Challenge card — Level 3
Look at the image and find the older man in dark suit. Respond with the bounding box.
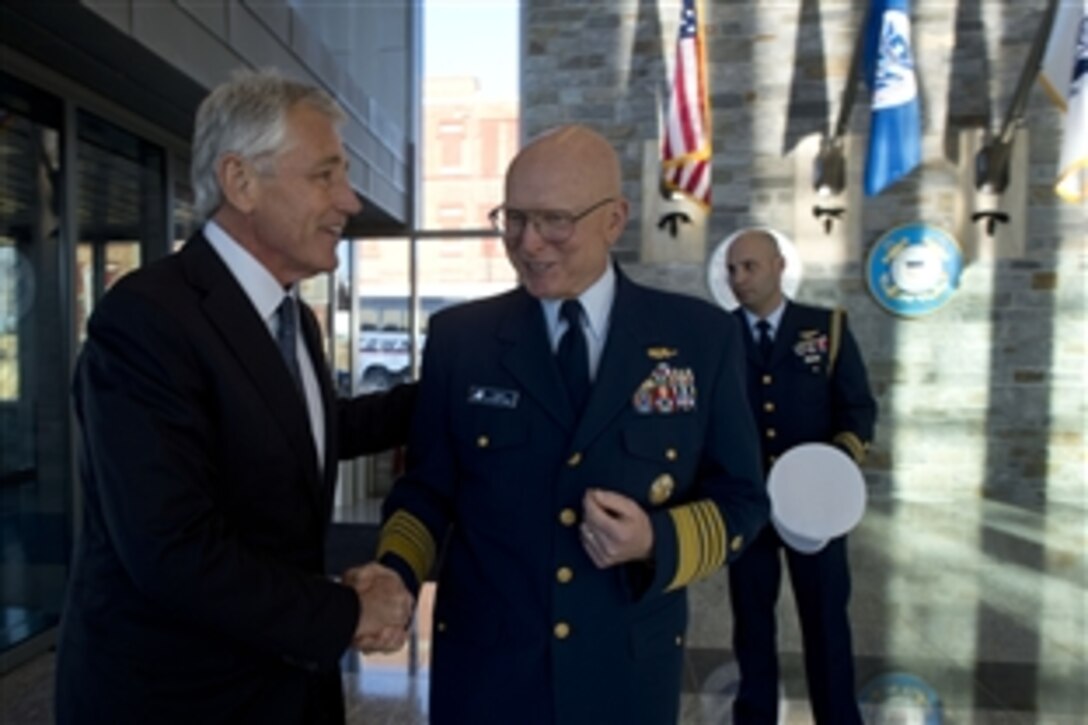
[55,70,415,724]
[376,125,769,724]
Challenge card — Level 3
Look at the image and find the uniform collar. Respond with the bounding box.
[742,298,787,337]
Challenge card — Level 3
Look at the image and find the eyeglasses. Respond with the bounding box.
[488,197,614,244]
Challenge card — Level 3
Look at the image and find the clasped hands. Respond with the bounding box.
[342,563,414,654]
[579,488,653,568]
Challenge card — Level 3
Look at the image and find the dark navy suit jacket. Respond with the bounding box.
[56,233,415,724]
[379,266,769,724]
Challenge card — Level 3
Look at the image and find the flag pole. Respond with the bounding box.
[813,4,871,231]
[832,4,872,143]
[974,0,1061,193]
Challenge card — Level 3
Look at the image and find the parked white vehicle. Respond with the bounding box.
[356,296,459,391]
[358,328,413,390]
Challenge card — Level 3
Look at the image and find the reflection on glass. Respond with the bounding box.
[0,91,68,654]
[0,242,21,402]
[174,170,196,252]
[74,241,140,343]
[104,242,140,290]
[75,243,93,344]
[75,109,165,341]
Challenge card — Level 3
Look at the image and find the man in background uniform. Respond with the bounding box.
[725,228,877,724]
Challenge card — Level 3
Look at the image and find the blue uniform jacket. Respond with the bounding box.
[733,301,877,470]
[380,267,769,724]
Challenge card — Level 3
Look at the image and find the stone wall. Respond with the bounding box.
[523,0,1085,505]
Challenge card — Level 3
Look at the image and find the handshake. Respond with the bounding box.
[342,563,415,654]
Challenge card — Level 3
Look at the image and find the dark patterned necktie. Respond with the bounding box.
[556,299,590,414]
[757,319,773,364]
[277,296,303,390]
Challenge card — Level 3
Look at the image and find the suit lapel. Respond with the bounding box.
[180,235,322,509]
[497,289,575,431]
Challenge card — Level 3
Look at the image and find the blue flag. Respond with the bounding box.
[864,0,922,196]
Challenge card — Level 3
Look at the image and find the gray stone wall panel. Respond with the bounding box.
[522,0,1086,509]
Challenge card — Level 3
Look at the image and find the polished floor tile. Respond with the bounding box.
[2,497,1084,724]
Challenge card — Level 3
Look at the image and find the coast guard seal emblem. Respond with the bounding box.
[866,223,962,318]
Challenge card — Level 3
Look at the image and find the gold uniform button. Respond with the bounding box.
[556,567,573,583]
[559,508,577,526]
[762,374,773,385]
[476,435,489,448]
[763,401,775,413]
[730,535,744,552]
[665,448,678,461]
[437,621,447,632]
[554,622,570,639]
[649,473,675,505]
[766,428,776,439]
[567,452,582,467]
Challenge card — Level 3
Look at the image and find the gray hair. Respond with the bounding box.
[190,69,345,220]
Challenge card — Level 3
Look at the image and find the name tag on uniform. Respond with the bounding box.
[467,385,519,409]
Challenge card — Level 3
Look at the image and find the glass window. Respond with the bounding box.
[300,273,331,352]
[331,242,354,397]
[355,239,411,393]
[74,110,166,340]
[420,1,519,229]
[173,161,196,252]
[335,3,520,535]
[0,77,69,656]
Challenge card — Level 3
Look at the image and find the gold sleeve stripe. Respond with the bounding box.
[377,510,436,586]
[665,500,728,592]
[828,307,843,377]
[834,431,867,463]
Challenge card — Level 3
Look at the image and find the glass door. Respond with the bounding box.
[0,73,69,661]
[73,110,166,341]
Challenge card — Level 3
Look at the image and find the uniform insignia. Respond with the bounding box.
[793,331,829,367]
[632,362,697,414]
[467,385,519,409]
[649,473,675,505]
[646,346,678,360]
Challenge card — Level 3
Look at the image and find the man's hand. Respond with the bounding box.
[343,562,414,653]
[580,488,654,568]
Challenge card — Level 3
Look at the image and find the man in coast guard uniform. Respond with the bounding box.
[377,125,769,724]
[725,229,877,724]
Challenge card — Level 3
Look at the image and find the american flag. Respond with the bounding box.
[661,0,712,208]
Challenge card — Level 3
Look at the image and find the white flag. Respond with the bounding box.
[1040,1,1087,202]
